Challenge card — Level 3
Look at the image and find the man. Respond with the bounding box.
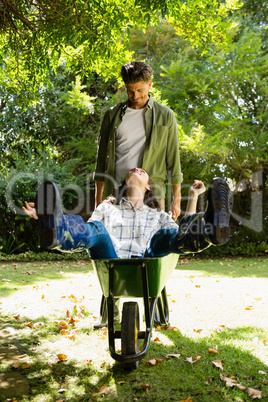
[94,61,183,221]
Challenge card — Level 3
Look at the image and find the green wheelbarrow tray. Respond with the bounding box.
[91,254,178,369]
[92,253,178,298]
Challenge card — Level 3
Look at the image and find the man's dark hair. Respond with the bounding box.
[121,61,153,84]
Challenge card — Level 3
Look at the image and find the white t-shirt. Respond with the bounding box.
[115,107,146,184]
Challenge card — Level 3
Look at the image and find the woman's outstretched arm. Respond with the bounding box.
[185,180,206,216]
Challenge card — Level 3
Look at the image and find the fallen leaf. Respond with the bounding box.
[212,360,224,370]
[100,386,110,394]
[64,329,79,339]
[21,364,31,369]
[33,322,43,329]
[167,326,180,332]
[247,387,262,399]
[166,353,181,359]
[245,306,254,310]
[141,383,151,391]
[145,358,163,366]
[153,336,161,342]
[18,354,27,359]
[117,381,126,384]
[186,356,201,364]
[145,359,157,366]
[92,386,110,397]
[24,322,33,327]
[57,354,68,361]
[193,329,203,333]
[178,398,192,402]
[236,383,247,390]
[208,348,218,354]
[58,388,67,393]
[13,314,20,320]
[57,321,68,331]
[68,317,78,324]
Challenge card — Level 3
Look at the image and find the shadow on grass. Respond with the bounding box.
[176,255,268,278]
[1,314,267,402]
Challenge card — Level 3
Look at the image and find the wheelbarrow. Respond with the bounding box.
[91,253,178,369]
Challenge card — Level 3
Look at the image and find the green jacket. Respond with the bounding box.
[93,96,183,199]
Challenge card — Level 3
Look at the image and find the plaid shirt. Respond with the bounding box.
[89,198,178,258]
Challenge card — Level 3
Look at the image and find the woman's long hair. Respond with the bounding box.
[110,177,161,211]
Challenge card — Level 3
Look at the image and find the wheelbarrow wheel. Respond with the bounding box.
[121,301,140,369]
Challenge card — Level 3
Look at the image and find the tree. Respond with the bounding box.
[159,26,267,183]
[0,0,242,83]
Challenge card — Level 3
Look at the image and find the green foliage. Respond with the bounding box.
[166,0,243,51]
[0,145,93,255]
[0,65,106,184]
[0,0,242,84]
[158,25,268,183]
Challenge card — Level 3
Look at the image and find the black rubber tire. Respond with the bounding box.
[121,301,140,369]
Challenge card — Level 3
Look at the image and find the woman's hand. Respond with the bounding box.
[22,202,38,220]
[188,180,206,197]
[102,196,117,205]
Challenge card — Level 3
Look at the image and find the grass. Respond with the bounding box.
[0,256,268,401]
[0,259,92,297]
[176,255,268,278]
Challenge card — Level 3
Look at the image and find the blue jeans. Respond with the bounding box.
[59,216,118,259]
[60,214,210,259]
[84,221,118,259]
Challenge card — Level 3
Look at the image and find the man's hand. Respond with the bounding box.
[169,183,181,221]
[169,200,181,221]
[22,202,38,220]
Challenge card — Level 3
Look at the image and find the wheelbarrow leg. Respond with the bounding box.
[93,294,120,330]
[153,286,170,327]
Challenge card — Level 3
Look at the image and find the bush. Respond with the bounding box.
[0,145,94,255]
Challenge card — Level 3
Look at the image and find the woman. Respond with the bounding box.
[23,168,232,259]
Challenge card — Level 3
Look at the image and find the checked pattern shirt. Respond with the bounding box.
[89,198,178,259]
